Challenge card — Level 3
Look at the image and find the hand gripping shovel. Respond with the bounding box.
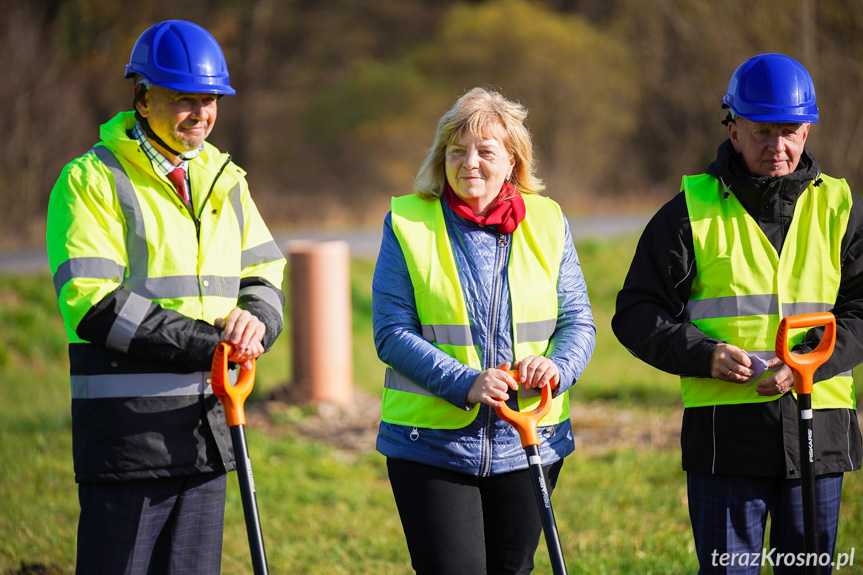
[775,312,837,575]
[211,342,269,575]
[496,371,568,575]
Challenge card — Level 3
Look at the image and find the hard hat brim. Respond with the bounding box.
[125,66,236,96]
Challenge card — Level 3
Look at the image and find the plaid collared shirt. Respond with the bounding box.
[132,122,191,202]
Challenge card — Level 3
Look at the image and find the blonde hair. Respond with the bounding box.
[414,87,545,199]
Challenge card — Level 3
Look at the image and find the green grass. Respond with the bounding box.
[575,236,681,405]
[0,276,79,572]
[2,238,863,574]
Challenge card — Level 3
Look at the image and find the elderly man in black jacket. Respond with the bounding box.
[614,53,863,574]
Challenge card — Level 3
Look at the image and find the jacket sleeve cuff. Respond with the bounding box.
[694,338,724,378]
[237,277,285,351]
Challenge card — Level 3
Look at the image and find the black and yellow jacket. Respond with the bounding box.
[47,112,286,482]
[613,141,863,478]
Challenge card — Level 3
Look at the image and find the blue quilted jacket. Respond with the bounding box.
[373,197,596,476]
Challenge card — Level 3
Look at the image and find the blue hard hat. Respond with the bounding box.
[722,53,818,123]
[125,20,236,96]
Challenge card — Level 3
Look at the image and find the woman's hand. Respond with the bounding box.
[512,355,560,390]
[467,362,518,408]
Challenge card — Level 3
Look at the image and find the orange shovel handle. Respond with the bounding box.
[210,342,257,427]
[494,369,553,448]
[775,312,836,395]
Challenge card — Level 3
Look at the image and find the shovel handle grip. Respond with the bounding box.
[495,369,552,448]
[775,312,836,395]
[211,342,256,426]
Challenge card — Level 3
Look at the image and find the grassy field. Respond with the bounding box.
[2,236,862,574]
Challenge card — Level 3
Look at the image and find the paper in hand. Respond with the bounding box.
[744,352,770,385]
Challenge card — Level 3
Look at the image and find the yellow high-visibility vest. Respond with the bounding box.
[382,193,570,428]
[681,173,855,409]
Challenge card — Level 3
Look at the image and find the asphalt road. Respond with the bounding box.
[0,213,651,274]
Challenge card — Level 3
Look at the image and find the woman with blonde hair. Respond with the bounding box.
[373,87,595,574]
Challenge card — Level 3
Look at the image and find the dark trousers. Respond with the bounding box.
[687,472,844,574]
[387,457,564,575]
[76,472,227,575]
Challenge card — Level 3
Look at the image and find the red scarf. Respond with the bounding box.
[444,181,526,234]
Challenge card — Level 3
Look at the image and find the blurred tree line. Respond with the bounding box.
[2,0,863,247]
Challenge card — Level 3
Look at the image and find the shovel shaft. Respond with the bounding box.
[495,372,568,574]
[212,342,269,575]
[796,394,820,575]
[776,312,835,575]
[525,445,568,575]
[232,425,269,575]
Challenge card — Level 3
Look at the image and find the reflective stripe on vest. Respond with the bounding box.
[70,368,236,399]
[383,194,568,429]
[682,173,855,409]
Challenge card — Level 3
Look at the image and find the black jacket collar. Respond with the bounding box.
[705,139,821,213]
